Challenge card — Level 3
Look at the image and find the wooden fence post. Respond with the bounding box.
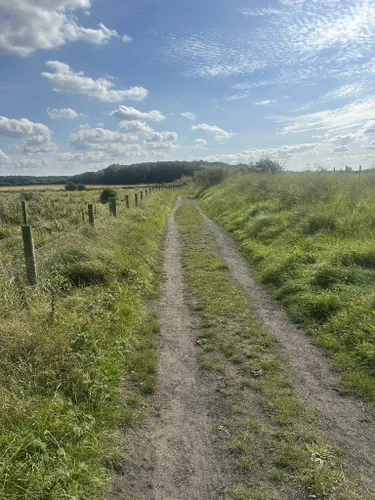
[145,188,148,196]
[109,197,117,217]
[21,199,27,225]
[125,195,129,208]
[140,191,143,202]
[88,204,94,226]
[21,210,37,286]
[359,165,362,175]
[135,193,138,207]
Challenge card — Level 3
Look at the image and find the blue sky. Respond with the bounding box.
[1,0,375,175]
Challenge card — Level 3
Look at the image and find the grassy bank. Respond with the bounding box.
[175,200,365,499]
[0,191,176,499]
[199,173,375,403]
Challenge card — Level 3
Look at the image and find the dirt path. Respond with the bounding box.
[195,201,375,491]
[109,197,227,500]
[149,197,225,500]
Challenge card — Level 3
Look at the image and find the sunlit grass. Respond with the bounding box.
[199,172,375,402]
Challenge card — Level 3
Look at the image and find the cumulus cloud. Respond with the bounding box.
[119,121,154,134]
[0,149,11,166]
[191,123,235,141]
[192,138,207,149]
[144,131,178,143]
[122,34,133,43]
[0,116,56,153]
[47,107,84,119]
[0,0,119,56]
[331,145,350,153]
[110,105,165,121]
[12,158,49,169]
[69,127,138,150]
[181,112,196,120]
[42,61,148,102]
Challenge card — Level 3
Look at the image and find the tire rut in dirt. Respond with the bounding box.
[195,200,375,491]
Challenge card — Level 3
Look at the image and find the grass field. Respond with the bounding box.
[0,187,177,499]
[199,173,375,404]
[0,184,149,192]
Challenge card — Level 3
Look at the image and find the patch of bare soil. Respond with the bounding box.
[195,200,375,492]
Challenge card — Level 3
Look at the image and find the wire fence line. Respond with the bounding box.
[0,185,176,290]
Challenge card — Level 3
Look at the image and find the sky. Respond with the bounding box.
[1,0,375,175]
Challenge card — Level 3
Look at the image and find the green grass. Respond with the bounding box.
[175,201,367,499]
[0,191,177,499]
[199,173,375,403]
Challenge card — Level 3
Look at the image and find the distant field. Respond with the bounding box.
[0,184,141,192]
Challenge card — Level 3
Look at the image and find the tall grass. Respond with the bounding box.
[199,172,375,402]
[0,191,176,499]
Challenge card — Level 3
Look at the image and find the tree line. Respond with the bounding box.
[0,158,285,187]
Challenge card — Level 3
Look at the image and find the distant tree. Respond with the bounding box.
[77,184,87,191]
[65,183,77,191]
[100,187,117,204]
[251,157,284,173]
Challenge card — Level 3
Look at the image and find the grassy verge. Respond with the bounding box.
[198,173,375,403]
[0,192,176,499]
[175,200,366,500]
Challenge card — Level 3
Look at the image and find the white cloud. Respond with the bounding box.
[331,145,350,153]
[181,112,196,120]
[279,97,375,135]
[0,116,56,153]
[192,138,208,149]
[47,107,84,119]
[110,105,165,121]
[122,34,133,43]
[119,121,154,134]
[159,0,375,87]
[69,127,138,150]
[0,0,119,56]
[241,8,281,16]
[144,131,178,143]
[0,149,11,166]
[42,61,148,102]
[197,141,320,164]
[254,100,274,106]
[143,141,178,151]
[191,123,235,141]
[12,158,48,169]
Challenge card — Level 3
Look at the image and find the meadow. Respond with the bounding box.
[199,172,375,403]
[0,186,177,498]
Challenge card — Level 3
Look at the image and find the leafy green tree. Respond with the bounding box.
[100,187,117,204]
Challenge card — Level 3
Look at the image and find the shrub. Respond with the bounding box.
[193,167,228,187]
[100,188,117,204]
[65,183,77,191]
[77,184,87,191]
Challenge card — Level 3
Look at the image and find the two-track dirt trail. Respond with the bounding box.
[110,196,375,499]
[194,201,375,490]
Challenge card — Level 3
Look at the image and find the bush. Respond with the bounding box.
[65,183,77,191]
[100,188,117,204]
[193,167,228,187]
[77,184,87,191]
